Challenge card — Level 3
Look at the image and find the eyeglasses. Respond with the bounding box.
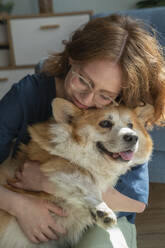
[70,68,119,107]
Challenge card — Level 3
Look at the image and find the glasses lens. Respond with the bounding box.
[95,93,119,106]
[71,70,91,93]
[71,69,119,107]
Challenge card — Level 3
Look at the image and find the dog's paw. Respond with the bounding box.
[91,202,117,229]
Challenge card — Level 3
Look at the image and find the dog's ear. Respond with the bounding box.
[52,98,82,123]
[134,104,154,127]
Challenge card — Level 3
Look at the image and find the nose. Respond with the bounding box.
[123,134,138,145]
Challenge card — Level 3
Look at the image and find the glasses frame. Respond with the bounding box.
[71,68,119,107]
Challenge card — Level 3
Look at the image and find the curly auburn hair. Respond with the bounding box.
[43,14,165,126]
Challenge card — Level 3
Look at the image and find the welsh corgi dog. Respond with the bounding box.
[0,98,153,248]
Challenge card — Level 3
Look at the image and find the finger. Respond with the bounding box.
[18,162,26,172]
[26,231,40,244]
[19,160,30,173]
[15,171,22,180]
[36,232,50,243]
[30,236,40,244]
[23,161,33,170]
[7,177,19,185]
[8,181,24,189]
[46,202,67,217]
[43,226,58,240]
[49,220,66,235]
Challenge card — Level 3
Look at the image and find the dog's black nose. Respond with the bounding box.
[123,134,138,144]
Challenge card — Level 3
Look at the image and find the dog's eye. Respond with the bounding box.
[127,123,133,129]
[99,120,113,128]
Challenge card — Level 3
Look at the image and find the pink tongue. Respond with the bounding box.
[119,151,134,161]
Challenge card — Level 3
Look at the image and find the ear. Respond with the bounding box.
[51,98,82,123]
[134,104,154,126]
[69,57,79,66]
[68,57,74,65]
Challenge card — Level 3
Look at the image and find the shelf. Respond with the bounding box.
[0,12,92,71]
[0,42,9,47]
[0,11,93,20]
[0,13,9,22]
[0,64,35,70]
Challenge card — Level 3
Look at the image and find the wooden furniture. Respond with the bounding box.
[38,0,53,13]
[0,11,92,99]
[136,183,165,248]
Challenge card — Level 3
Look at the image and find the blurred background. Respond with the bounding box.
[1,0,140,15]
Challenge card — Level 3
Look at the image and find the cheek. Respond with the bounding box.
[64,75,82,101]
[64,73,73,97]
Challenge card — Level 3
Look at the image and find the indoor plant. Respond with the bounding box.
[0,0,14,14]
[136,0,165,8]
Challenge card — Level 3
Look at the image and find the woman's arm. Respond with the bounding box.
[8,160,55,193]
[0,185,21,215]
[0,77,67,243]
[11,163,146,213]
[103,163,149,214]
[102,186,146,213]
[0,184,67,243]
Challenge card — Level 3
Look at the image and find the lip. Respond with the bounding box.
[73,97,89,109]
[96,142,135,162]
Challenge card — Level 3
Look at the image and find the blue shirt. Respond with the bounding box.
[0,73,149,224]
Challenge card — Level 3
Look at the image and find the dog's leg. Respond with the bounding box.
[41,159,117,234]
[84,195,117,229]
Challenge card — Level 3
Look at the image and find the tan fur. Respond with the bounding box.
[0,98,153,248]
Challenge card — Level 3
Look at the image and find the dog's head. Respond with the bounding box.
[51,98,153,166]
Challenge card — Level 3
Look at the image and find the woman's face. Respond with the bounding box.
[64,59,122,109]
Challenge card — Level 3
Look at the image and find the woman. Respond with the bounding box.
[0,14,165,247]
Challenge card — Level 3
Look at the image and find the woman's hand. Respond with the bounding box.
[7,161,68,243]
[8,160,50,192]
[14,194,67,244]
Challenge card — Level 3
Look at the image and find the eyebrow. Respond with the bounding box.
[79,68,119,97]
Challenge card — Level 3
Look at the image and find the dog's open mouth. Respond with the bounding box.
[96,142,134,162]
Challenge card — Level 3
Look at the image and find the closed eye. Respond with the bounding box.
[100,94,111,101]
[99,120,113,128]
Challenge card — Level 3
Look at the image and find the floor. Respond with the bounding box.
[136,183,165,248]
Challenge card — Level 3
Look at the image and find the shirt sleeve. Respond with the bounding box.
[0,73,55,164]
[115,162,149,204]
[0,83,24,163]
[115,162,149,223]
[0,74,40,163]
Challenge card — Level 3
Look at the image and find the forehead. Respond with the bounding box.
[80,106,134,124]
[103,107,133,122]
[79,59,122,95]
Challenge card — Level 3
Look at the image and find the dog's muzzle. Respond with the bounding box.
[96,141,136,162]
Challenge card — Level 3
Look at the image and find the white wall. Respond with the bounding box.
[52,0,137,14]
[3,0,38,15]
[5,0,138,15]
